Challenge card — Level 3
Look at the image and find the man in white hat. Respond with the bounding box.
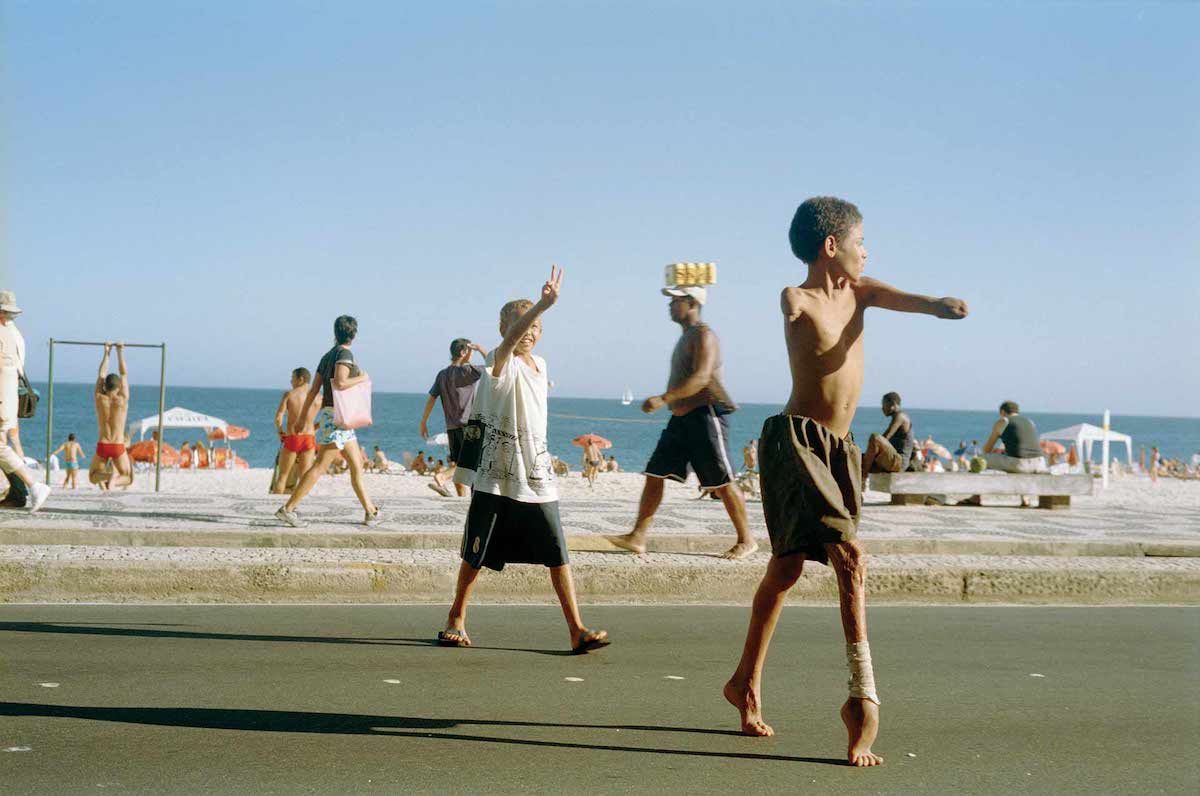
[607,285,757,560]
[0,291,51,512]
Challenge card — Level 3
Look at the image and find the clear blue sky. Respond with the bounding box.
[4,1,1197,417]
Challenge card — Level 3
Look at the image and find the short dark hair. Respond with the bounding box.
[882,391,902,407]
[103,373,121,393]
[68,433,76,441]
[450,338,471,359]
[292,367,310,383]
[1000,400,1020,414]
[334,315,357,344]
[789,196,863,264]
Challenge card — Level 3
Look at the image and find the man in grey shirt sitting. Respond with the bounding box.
[420,337,488,497]
[959,400,1046,507]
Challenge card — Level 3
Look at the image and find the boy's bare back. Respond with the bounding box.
[284,386,317,434]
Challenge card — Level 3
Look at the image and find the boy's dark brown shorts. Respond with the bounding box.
[460,491,569,572]
[759,414,861,566]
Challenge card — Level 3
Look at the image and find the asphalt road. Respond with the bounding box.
[2,604,1197,794]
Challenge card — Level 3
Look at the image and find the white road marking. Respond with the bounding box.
[39,683,60,688]
[382,679,401,684]
[3,747,32,752]
[1029,673,1046,678]
[664,675,685,680]
[564,677,584,682]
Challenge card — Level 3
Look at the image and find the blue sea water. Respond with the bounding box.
[21,382,1200,471]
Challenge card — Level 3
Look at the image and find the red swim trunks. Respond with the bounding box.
[283,434,316,454]
[95,442,126,461]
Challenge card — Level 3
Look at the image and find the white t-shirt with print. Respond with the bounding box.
[454,352,557,503]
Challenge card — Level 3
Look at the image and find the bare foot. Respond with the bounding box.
[605,533,647,554]
[719,541,759,560]
[841,697,882,766]
[723,678,774,736]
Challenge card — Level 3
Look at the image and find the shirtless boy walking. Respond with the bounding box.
[89,343,134,490]
[272,367,319,494]
[51,434,85,489]
[723,197,967,766]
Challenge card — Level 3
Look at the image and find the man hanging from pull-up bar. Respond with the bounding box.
[90,342,133,490]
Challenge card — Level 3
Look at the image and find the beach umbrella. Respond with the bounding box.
[128,440,181,467]
[1068,444,1078,466]
[208,424,250,441]
[1040,440,1066,455]
[572,434,613,449]
[924,442,952,460]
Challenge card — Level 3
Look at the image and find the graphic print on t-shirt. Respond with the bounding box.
[472,410,553,488]
[454,353,557,503]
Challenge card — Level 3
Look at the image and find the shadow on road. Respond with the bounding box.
[0,702,844,765]
[0,622,574,656]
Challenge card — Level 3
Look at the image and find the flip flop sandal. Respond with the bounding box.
[571,630,611,654]
[437,629,471,647]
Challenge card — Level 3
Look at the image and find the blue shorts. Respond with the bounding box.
[315,407,357,450]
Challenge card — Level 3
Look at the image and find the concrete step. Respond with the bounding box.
[3,545,1197,605]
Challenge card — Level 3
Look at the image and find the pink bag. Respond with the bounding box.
[332,379,373,430]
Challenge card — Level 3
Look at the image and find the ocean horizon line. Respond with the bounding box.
[30,381,1200,422]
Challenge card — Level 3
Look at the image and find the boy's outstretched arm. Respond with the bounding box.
[860,277,968,319]
[492,265,563,377]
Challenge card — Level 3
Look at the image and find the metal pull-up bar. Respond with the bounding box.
[45,338,168,492]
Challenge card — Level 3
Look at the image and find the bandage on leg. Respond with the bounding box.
[846,641,880,705]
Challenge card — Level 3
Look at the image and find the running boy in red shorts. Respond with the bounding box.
[723,197,968,766]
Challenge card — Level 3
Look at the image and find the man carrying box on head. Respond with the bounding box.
[608,276,757,560]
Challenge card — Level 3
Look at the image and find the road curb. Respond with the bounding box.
[2,526,1194,558]
[2,553,1196,605]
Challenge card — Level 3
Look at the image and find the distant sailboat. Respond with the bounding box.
[621,388,634,406]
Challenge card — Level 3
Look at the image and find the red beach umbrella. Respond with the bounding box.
[208,425,250,441]
[127,440,181,467]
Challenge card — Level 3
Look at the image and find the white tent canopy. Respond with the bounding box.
[1041,422,1133,464]
[136,406,228,439]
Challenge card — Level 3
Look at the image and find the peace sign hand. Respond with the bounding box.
[538,264,564,308]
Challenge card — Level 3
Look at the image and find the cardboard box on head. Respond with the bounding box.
[664,262,717,288]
